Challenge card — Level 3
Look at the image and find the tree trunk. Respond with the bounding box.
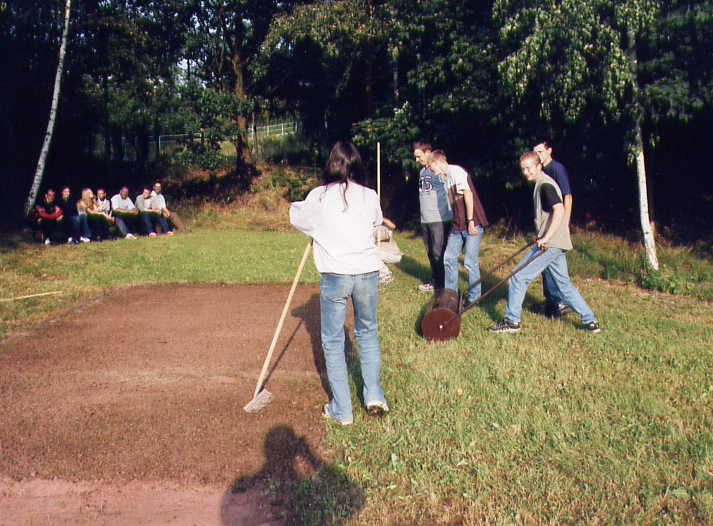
[627,28,659,270]
[633,120,659,270]
[24,0,72,216]
[230,51,252,166]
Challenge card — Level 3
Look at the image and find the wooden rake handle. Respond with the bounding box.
[252,240,312,398]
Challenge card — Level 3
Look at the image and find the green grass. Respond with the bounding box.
[2,211,713,525]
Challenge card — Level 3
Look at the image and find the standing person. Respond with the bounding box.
[110,186,138,239]
[413,141,452,292]
[533,141,573,317]
[57,186,80,243]
[34,189,63,245]
[428,150,489,308]
[152,181,187,232]
[489,152,600,333]
[290,141,389,425]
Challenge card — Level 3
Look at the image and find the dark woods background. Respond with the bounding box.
[1,0,711,241]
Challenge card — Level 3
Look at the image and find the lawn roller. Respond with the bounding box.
[420,242,545,342]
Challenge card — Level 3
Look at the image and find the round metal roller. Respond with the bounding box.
[420,289,461,342]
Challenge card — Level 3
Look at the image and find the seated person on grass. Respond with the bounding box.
[110,186,138,239]
[136,186,171,237]
[57,186,82,243]
[151,181,187,232]
[33,188,63,245]
[80,187,114,241]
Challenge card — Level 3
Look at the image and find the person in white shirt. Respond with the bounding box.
[151,181,187,232]
[110,186,138,239]
[136,186,171,237]
[290,141,389,425]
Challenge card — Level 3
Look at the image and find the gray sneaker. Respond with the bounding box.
[582,321,601,333]
[489,320,521,333]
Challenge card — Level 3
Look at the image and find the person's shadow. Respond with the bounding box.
[221,425,364,526]
[292,294,366,407]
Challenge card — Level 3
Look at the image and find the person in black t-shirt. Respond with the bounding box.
[533,141,573,317]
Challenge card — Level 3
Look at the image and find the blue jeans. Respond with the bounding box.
[140,212,170,235]
[543,268,563,307]
[320,271,386,422]
[504,247,596,324]
[75,214,91,239]
[444,226,483,302]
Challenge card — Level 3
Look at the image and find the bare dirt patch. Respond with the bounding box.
[0,284,353,525]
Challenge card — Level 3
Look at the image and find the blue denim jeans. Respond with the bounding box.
[75,214,91,239]
[140,212,170,235]
[320,271,386,423]
[543,268,563,307]
[504,247,596,324]
[444,226,483,302]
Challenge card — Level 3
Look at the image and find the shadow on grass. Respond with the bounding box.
[289,293,372,410]
[222,425,364,526]
[289,293,330,398]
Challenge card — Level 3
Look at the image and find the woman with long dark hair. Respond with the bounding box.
[290,141,389,425]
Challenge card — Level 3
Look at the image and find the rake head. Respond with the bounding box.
[243,389,273,413]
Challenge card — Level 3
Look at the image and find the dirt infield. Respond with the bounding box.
[0,284,342,525]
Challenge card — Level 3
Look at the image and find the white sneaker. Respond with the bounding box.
[44,238,51,245]
[417,282,434,292]
[125,233,136,240]
[149,232,157,238]
[67,237,73,243]
[165,230,174,236]
[80,236,91,243]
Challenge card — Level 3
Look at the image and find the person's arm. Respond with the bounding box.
[462,189,477,235]
[538,202,564,248]
[563,194,572,225]
[382,217,396,230]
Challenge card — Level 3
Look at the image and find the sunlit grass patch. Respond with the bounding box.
[2,202,713,524]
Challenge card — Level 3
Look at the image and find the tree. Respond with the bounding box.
[24,0,73,217]
[494,0,662,269]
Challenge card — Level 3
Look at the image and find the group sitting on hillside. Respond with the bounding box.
[32,181,187,245]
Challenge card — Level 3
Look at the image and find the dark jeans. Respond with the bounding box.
[421,221,451,289]
[58,215,89,241]
[37,218,61,242]
[113,213,139,236]
[88,214,113,239]
[140,212,170,235]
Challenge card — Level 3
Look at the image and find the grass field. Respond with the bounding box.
[2,202,712,525]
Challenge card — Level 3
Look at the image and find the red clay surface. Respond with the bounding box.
[0,284,337,525]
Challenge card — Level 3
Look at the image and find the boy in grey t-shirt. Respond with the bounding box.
[414,141,452,292]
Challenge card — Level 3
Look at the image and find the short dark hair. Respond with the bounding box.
[413,141,432,152]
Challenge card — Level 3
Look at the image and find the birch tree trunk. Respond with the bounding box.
[634,122,659,270]
[628,27,659,270]
[23,0,72,216]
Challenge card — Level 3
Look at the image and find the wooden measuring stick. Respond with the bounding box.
[0,291,63,303]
